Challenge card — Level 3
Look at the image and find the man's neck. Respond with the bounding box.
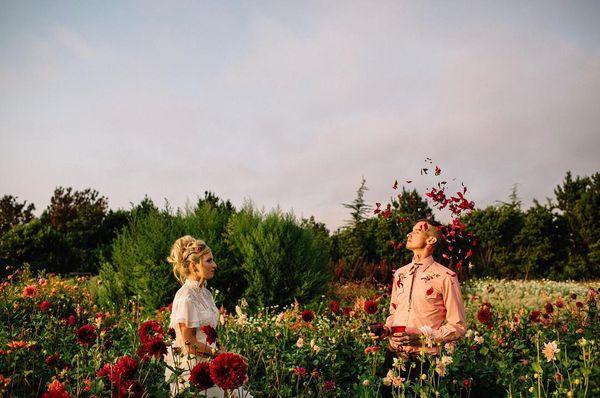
[411,247,434,262]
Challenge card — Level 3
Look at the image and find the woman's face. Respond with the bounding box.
[189,252,217,281]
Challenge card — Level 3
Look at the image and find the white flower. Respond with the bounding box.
[444,342,456,354]
[440,355,453,366]
[419,326,435,347]
[543,341,560,362]
[392,357,406,371]
[465,329,474,338]
[474,335,484,345]
[296,337,304,348]
[362,379,370,387]
[578,338,587,347]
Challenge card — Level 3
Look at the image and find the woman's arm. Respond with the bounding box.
[178,323,217,357]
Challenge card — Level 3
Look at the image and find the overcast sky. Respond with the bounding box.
[1,1,599,230]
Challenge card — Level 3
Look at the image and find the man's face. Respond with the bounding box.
[405,221,433,250]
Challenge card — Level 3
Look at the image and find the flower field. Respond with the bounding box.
[1,267,599,397]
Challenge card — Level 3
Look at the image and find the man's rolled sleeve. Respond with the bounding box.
[432,274,467,343]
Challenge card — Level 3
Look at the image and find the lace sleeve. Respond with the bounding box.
[169,291,216,329]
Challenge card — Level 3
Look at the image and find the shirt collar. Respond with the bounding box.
[409,255,435,273]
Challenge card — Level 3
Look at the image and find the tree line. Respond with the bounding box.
[0,171,598,308]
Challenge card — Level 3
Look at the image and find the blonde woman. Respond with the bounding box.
[165,235,252,397]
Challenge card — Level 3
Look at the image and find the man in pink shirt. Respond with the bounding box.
[374,219,467,394]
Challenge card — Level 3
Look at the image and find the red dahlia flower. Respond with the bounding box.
[477,306,492,325]
[138,337,167,360]
[301,310,315,323]
[529,310,542,322]
[118,379,144,398]
[75,324,97,346]
[190,361,215,391]
[22,285,37,298]
[42,379,70,398]
[201,325,218,345]
[38,301,51,312]
[138,320,163,344]
[210,353,248,390]
[113,355,139,383]
[323,380,336,392]
[363,300,378,315]
[329,300,340,314]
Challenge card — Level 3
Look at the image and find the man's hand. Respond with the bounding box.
[368,327,391,342]
[389,328,421,347]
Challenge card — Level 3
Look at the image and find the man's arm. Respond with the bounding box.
[432,274,467,343]
[385,271,398,328]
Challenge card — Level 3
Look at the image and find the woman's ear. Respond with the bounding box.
[426,236,437,246]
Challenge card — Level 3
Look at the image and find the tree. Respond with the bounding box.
[0,195,35,236]
[514,202,568,280]
[342,177,371,227]
[554,172,600,278]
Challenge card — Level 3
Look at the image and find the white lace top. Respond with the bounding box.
[168,279,219,350]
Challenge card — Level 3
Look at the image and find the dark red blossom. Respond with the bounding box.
[363,300,378,315]
[201,325,218,345]
[167,327,176,340]
[323,380,337,391]
[576,301,584,308]
[75,324,97,346]
[342,307,352,316]
[38,301,51,312]
[190,362,215,391]
[545,302,554,314]
[138,320,163,344]
[529,310,542,322]
[301,309,315,323]
[293,366,307,378]
[477,304,492,325]
[68,315,76,327]
[210,353,248,391]
[329,300,340,314]
[45,354,62,367]
[137,338,167,360]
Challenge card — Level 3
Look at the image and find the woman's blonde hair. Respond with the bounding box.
[167,235,212,285]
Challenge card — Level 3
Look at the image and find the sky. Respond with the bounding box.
[1,1,599,230]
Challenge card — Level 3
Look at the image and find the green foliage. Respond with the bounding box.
[342,177,371,227]
[99,193,238,311]
[100,197,331,312]
[554,172,600,278]
[463,202,525,278]
[0,195,35,236]
[332,186,435,282]
[227,206,331,308]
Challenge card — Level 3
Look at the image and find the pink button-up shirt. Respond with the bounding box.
[386,256,467,355]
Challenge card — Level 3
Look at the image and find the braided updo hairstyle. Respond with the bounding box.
[167,235,212,285]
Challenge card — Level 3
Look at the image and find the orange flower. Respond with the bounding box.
[7,340,29,349]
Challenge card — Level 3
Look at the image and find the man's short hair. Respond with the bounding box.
[416,219,441,243]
